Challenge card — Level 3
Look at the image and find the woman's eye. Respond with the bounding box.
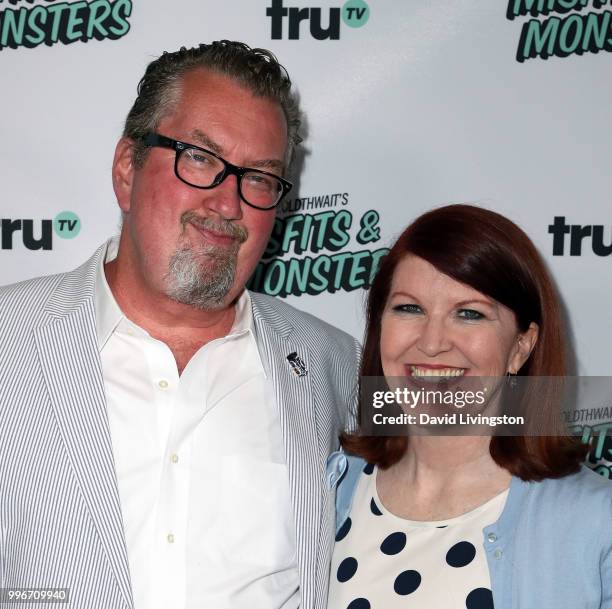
[392,303,423,314]
[457,308,485,321]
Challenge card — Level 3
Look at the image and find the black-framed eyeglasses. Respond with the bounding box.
[142,133,292,210]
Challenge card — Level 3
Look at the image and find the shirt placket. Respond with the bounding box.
[142,338,187,609]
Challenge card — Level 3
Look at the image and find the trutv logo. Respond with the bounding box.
[1,212,81,250]
[549,217,611,256]
[267,0,370,40]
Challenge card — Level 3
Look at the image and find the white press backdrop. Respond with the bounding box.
[1,1,610,378]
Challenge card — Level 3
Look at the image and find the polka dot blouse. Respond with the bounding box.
[328,464,508,609]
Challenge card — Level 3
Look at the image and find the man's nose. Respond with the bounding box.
[416,316,452,357]
[204,172,243,220]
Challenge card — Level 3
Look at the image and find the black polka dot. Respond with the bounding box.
[363,462,375,475]
[336,517,352,542]
[393,569,421,595]
[380,532,407,555]
[446,541,476,567]
[370,498,382,516]
[337,557,358,582]
[347,599,370,609]
[466,587,494,609]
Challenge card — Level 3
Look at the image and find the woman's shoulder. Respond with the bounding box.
[529,466,612,505]
[514,466,612,537]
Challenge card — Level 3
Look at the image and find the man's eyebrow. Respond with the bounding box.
[189,129,285,173]
[248,158,285,172]
[189,129,223,154]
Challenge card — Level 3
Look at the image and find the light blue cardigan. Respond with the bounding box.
[326,452,612,609]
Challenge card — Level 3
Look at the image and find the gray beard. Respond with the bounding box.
[164,212,247,310]
[165,244,238,310]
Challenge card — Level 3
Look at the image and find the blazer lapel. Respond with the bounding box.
[252,298,322,609]
[34,294,133,609]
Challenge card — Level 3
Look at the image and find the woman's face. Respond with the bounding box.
[380,255,538,381]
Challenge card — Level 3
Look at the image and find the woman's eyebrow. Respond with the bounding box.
[388,291,419,300]
[455,299,497,308]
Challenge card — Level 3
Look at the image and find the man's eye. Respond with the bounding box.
[244,172,276,191]
[392,303,423,314]
[246,173,265,183]
[457,309,485,321]
[186,149,211,164]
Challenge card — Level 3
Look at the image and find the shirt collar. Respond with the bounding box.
[94,236,257,348]
[95,237,123,349]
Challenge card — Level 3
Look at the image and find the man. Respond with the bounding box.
[0,41,359,609]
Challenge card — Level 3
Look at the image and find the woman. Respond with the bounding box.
[327,204,612,609]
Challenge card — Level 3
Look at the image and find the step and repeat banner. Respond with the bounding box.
[1,1,610,473]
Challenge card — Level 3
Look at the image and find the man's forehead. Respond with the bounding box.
[179,68,275,111]
[161,69,288,164]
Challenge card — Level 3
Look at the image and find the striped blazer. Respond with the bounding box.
[0,245,360,609]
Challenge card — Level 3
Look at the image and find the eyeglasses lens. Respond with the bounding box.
[177,147,282,209]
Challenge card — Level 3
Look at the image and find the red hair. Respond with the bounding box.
[343,204,588,480]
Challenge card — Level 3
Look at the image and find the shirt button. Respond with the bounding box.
[158,380,169,389]
[167,533,175,544]
[494,548,503,559]
[487,532,497,543]
[170,454,179,464]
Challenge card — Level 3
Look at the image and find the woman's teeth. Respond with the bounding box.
[410,366,466,381]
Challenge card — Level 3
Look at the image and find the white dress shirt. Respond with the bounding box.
[95,238,299,609]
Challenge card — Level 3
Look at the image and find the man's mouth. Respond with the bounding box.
[191,223,239,247]
[180,211,248,248]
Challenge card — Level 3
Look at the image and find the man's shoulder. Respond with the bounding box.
[249,290,359,352]
[0,272,65,316]
[0,248,101,326]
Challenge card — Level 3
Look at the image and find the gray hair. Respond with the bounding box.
[123,40,302,170]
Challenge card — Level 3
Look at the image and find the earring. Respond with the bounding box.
[506,371,517,389]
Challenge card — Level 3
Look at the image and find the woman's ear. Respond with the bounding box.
[508,322,539,374]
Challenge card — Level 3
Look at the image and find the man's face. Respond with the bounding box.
[113,69,288,309]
